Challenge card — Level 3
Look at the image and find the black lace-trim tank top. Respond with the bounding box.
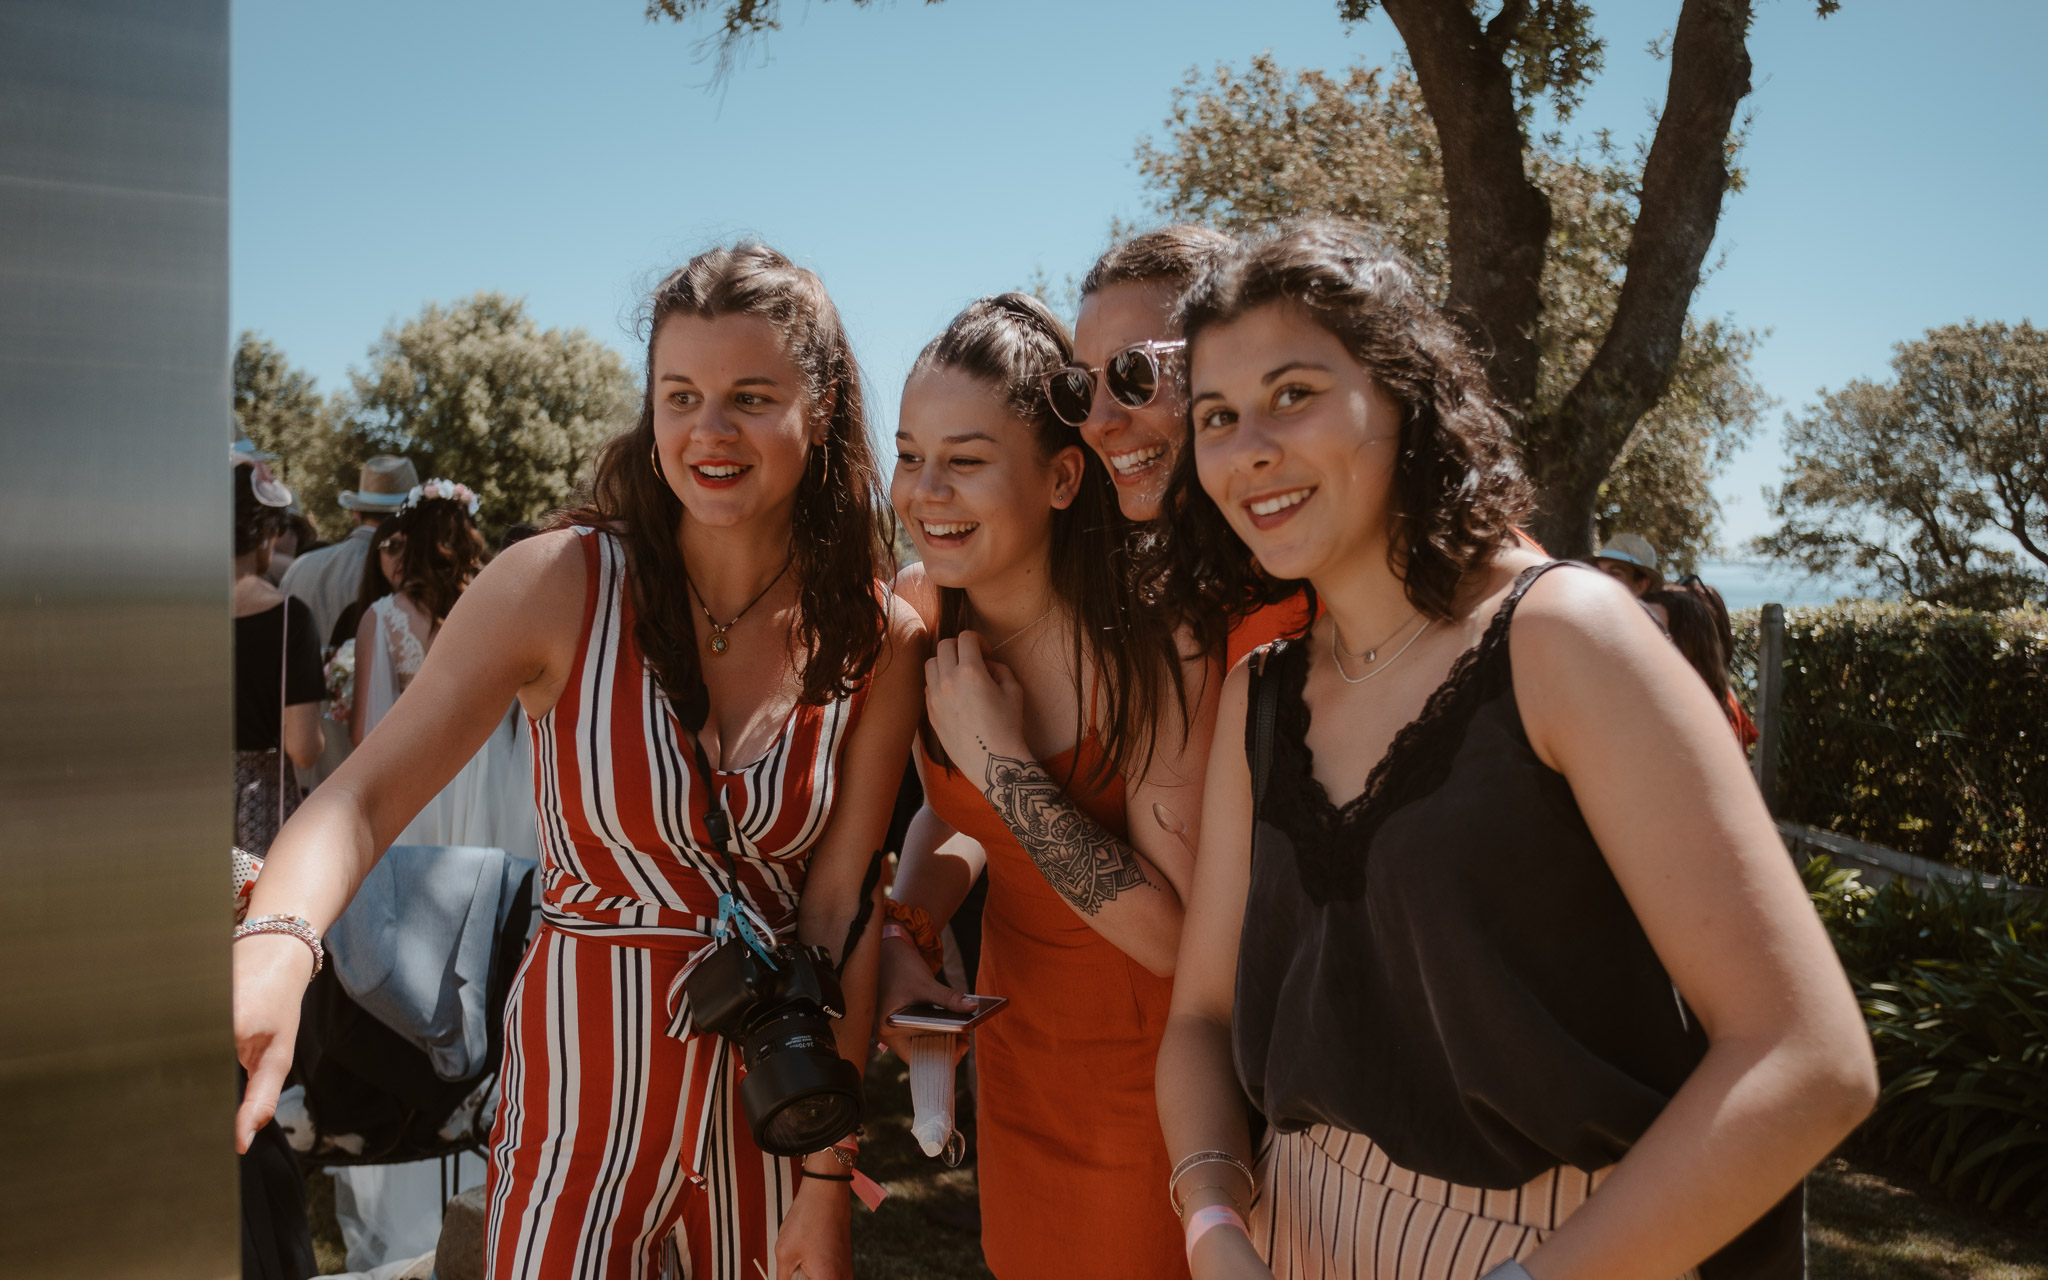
[1232,563,1799,1278]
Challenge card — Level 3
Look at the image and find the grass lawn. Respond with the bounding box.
[309,1060,2048,1278]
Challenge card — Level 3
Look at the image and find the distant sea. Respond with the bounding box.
[1690,559,1870,612]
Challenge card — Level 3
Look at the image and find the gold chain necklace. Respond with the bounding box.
[687,560,790,655]
[985,604,1056,654]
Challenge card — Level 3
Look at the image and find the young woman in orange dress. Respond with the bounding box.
[878,294,1218,1279]
[1151,221,1873,1280]
[232,244,925,1280]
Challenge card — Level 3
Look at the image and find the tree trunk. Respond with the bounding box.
[1378,0,1550,416]
[1390,0,1756,559]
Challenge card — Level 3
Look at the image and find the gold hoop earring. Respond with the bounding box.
[650,442,665,480]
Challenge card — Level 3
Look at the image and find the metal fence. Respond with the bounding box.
[1733,604,2046,888]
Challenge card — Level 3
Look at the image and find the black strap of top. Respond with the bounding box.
[1248,644,1282,832]
[674,677,750,899]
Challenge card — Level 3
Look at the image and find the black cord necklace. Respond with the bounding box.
[687,560,790,655]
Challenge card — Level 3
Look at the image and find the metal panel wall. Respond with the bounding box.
[0,1,236,1275]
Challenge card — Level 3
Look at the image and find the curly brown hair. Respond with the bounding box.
[911,293,1189,790]
[384,498,487,623]
[1144,219,1533,653]
[555,243,891,709]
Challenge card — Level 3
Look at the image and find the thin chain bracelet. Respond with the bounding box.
[1169,1149,1256,1216]
[233,914,325,975]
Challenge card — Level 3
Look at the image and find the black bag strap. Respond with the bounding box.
[1248,643,1282,832]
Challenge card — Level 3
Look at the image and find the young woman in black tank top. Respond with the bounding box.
[1147,221,1875,1280]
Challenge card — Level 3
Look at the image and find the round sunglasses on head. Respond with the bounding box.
[1042,339,1186,428]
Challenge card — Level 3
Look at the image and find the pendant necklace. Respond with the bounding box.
[688,560,790,655]
[1330,613,1432,684]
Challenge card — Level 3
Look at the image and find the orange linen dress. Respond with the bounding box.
[919,736,1187,1280]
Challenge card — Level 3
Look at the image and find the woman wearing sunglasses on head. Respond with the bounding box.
[881,293,1218,1279]
[232,243,925,1280]
[1053,225,1313,670]
[1150,222,1875,1280]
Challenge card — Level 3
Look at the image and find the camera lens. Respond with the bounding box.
[738,1005,863,1156]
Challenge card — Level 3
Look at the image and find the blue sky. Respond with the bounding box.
[233,0,2047,553]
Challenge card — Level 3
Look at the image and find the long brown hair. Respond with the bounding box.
[556,243,891,708]
[1146,220,1533,654]
[384,497,487,623]
[913,293,1188,789]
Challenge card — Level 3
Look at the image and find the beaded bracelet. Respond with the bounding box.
[233,914,325,975]
[880,898,946,975]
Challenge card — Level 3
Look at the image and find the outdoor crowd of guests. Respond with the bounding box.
[229,222,1874,1280]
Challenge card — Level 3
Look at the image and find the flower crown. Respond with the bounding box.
[401,478,480,516]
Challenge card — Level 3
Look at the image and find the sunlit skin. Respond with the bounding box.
[652,312,824,542]
[1160,300,1876,1280]
[1187,305,1408,592]
[891,366,1082,612]
[1072,280,1186,521]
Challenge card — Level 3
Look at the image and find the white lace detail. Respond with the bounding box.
[371,595,426,688]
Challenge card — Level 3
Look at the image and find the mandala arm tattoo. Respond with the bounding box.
[981,752,1153,917]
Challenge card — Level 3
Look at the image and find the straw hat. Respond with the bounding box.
[1590,532,1663,587]
[339,456,421,512]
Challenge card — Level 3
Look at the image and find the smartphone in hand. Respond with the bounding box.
[885,994,1009,1034]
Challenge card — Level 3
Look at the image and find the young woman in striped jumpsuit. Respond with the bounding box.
[233,243,926,1280]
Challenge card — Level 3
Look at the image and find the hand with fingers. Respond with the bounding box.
[233,931,317,1152]
[923,631,1028,772]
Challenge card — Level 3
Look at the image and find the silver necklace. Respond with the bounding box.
[985,604,1056,653]
[1332,607,1419,665]
[1330,614,1432,684]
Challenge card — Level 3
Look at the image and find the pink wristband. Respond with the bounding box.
[1184,1203,1247,1266]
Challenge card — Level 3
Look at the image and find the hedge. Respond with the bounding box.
[1739,601,2048,886]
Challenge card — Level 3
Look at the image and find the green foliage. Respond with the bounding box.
[343,293,637,534]
[1807,861,2048,1217]
[1134,57,1765,570]
[1336,0,1606,122]
[1760,600,2048,885]
[234,332,354,540]
[1757,320,2048,610]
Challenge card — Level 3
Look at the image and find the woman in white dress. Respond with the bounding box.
[332,479,535,1271]
[349,480,535,861]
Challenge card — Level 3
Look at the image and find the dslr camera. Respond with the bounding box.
[685,935,863,1156]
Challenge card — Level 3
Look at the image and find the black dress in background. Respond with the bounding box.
[232,598,324,855]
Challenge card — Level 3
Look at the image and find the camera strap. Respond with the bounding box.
[678,677,780,969]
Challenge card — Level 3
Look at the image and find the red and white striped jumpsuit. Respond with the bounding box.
[485,528,868,1279]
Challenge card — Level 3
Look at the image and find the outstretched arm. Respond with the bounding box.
[233,531,586,1152]
[924,632,1191,976]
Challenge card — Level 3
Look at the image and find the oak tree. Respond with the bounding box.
[651,0,1828,556]
[1135,57,1766,567]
